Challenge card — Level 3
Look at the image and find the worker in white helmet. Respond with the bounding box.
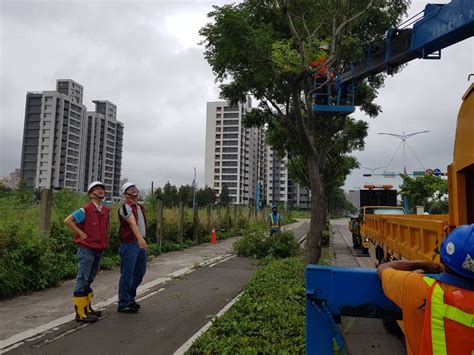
[117,182,148,313]
[63,181,110,323]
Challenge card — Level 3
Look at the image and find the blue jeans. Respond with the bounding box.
[74,246,103,295]
[118,242,147,308]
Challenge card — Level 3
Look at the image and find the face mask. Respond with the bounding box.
[92,190,105,199]
[125,188,138,197]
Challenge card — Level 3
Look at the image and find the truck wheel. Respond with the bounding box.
[352,235,360,248]
[382,319,401,335]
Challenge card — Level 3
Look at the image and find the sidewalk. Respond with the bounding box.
[0,236,236,348]
[330,219,406,355]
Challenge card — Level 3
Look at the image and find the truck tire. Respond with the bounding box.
[352,234,361,248]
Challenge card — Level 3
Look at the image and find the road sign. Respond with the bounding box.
[383,172,396,178]
[413,171,424,176]
[433,168,441,177]
[425,169,433,176]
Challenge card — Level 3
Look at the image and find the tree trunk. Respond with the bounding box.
[306,155,327,264]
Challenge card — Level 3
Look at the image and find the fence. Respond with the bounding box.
[8,189,289,243]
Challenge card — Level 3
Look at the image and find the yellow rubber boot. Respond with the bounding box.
[87,292,102,317]
[74,295,98,323]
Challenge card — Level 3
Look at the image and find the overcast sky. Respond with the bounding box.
[0,0,473,193]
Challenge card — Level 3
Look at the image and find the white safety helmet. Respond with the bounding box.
[122,182,138,195]
[87,181,105,194]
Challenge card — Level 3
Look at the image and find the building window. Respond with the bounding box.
[214,175,219,180]
[216,127,221,132]
[216,120,221,125]
[215,161,220,166]
[214,182,219,187]
[214,168,220,173]
[215,147,220,152]
[216,134,221,139]
[215,154,220,160]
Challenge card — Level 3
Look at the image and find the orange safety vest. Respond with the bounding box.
[309,57,327,78]
[420,277,474,355]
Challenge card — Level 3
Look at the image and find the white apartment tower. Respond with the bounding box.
[20,79,123,197]
[20,80,87,191]
[204,97,265,204]
[265,149,312,209]
[83,101,123,198]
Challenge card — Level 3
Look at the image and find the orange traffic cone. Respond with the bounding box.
[211,228,217,244]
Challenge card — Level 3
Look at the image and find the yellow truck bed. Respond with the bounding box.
[363,214,450,262]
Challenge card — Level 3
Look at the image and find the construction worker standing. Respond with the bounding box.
[117,182,148,313]
[377,224,474,355]
[64,181,110,323]
[268,205,282,236]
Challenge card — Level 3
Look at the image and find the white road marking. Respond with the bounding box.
[208,255,236,267]
[0,253,233,352]
[135,288,165,302]
[173,291,244,355]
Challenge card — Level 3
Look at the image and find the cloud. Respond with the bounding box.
[0,0,473,195]
[0,0,224,188]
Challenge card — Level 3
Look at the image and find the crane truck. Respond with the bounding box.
[306,0,474,353]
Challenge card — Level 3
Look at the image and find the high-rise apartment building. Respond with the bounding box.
[20,80,87,190]
[265,149,311,210]
[83,101,123,197]
[204,98,311,209]
[20,79,123,197]
[204,97,265,204]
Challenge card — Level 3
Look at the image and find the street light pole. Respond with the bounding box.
[378,130,430,174]
[192,167,196,213]
[378,130,429,213]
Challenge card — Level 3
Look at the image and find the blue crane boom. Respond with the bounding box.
[314,0,474,115]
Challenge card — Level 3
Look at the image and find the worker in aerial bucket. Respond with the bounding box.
[377,224,474,354]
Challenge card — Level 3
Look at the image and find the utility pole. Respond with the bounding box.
[192,167,197,213]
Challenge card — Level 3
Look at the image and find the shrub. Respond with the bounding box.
[321,229,331,246]
[234,230,301,259]
[189,257,306,354]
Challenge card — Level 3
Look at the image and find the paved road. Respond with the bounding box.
[8,257,254,355]
[330,218,406,355]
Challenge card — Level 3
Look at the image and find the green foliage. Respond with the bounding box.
[0,182,11,197]
[219,186,232,206]
[0,189,264,298]
[200,0,410,263]
[400,174,448,213]
[196,186,217,207]
[188,257,306,354]
[234,230,301,259]
[321,229,331,246]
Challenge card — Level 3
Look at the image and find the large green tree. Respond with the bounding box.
[200,0,409,263]
[400,174,448,214]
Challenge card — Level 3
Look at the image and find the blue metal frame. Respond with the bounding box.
[313,75,355,116]
[306,266,402,355]
[312,0,474,117]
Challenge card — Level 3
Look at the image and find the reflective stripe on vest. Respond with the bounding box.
[269,213,279,227]
[422,277,474,355]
